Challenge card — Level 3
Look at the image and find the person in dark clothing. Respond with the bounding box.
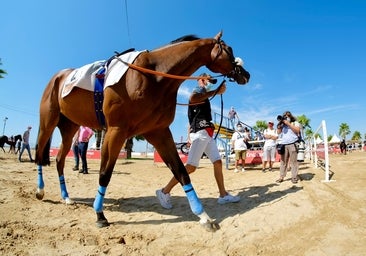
[156,73,240,209]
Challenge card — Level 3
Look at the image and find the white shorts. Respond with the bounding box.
[262,145,276,161]
[187,129,221,167]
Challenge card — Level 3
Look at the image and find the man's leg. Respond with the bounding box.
[26,145,33,161]
[162,164,196,194]
[213,159,226,197]
[18,144,25,161]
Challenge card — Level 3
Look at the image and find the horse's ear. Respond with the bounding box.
[214,31,223,41]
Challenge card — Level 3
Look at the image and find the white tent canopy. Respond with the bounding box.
[315,136,323,144]
[329,133,341,144]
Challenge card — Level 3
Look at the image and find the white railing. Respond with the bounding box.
[311,120,335,182]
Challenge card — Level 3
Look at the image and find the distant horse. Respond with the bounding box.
[35,31,250,231]
[8,134,22,154]
[340,140,347,155]
[0,136,9,152]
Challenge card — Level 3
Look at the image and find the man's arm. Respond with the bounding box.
[189,83,226,103]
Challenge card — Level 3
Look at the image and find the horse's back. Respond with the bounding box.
[42,68,102,129]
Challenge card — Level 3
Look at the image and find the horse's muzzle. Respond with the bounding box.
[230,66,250,85]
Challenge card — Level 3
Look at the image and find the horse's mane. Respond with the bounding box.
[170,35,200,44]
[153,34,201,51]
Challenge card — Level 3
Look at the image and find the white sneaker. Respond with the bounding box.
[217,193,240,205]
[156,189,172,209]
[242,168,246,172]
[234,168,240,173]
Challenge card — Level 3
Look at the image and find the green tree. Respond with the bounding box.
[314,133,322,140]
[339,123,351,140]
[297,114,311,130]
[253,120,267,133]
[327,135,332,142]
[304,128,313,139]
[351,131,361,141]
[0,58,7,79]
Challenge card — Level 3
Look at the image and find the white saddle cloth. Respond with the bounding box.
[61,51,143,98]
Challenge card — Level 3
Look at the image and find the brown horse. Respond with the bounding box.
[35,31,250,231]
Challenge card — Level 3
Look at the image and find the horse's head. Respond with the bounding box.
[206,31,250,85]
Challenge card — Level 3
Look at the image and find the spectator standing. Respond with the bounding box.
[231,123,249,172]
[19,126,34,162]
[156,73,240,209]
[276,111,301,184]
[228,106,239,129]
[72,129,80,171]
[262,121,278,172]
[77,126,94,174]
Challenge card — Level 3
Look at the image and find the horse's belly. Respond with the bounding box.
[59,88,102,129]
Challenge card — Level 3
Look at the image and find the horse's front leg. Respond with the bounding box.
[145,129,219,232]
[93,127,126,228]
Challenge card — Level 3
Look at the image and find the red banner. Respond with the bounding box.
[49,148,127,159]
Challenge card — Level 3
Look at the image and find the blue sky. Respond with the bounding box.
[1,0,365,152]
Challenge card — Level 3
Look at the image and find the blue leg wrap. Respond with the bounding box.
[37,165,44,189]
[183,184,204,215]
[59,175,69,199]
[93,186,107,213]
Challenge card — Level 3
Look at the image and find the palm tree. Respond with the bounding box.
[351,131,361,141]
[297,114,311,130]
[296,114,311,142]
[0,58,7,79]
[304,128,313,139]
[327,135,333,142]
[339,123,350,140]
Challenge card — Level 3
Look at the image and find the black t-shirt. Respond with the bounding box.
[188,98,213,133]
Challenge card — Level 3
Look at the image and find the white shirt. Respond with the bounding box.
[231,131,249,150]
[280,121,301,144]
[263,128,278,147]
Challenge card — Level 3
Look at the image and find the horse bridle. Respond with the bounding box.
[206,39,242,82]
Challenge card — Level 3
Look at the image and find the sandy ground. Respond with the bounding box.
[0,150,365,256]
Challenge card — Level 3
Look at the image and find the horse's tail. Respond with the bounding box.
[35,136,51,166]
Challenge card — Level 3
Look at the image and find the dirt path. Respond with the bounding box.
[0,151,365,255]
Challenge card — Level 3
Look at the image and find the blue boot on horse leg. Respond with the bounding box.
[183,183,220,231]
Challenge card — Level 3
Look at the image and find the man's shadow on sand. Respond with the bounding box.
[70,173,314,226]
[41,163,315,226]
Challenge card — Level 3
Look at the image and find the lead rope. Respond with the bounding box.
[213,80,226,140]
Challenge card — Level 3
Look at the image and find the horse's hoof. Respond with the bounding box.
[199,219,220,232]
[36,188,44,200]
[65,198,74,205]
[96,219,110,228]
[96,212,110,228]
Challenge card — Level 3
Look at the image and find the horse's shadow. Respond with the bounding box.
[70,182,304,226]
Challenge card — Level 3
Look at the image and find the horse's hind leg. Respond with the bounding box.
[55,116,79,204]
[35,71,76,203]
[35,104,60,201]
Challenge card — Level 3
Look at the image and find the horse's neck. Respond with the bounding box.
[150,39,214,77]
